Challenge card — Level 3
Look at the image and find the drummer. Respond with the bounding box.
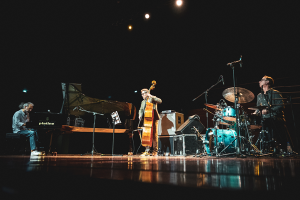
[253,75,292,151]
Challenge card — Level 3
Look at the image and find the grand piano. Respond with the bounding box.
[28,83,137,154]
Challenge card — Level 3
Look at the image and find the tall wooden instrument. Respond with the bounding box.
[141,80,156,147]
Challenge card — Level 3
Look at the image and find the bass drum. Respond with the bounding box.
[204,128,237,155]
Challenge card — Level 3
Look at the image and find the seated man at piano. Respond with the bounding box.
[139,89,162,156]
[12,102,41,155]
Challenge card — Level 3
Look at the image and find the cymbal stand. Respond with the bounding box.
[75,106,104,156]
[239,107,252,154]
[251,105,271,155]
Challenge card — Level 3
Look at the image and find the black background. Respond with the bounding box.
[3,1,300,152]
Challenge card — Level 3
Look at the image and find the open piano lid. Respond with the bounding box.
[61,83,136,120]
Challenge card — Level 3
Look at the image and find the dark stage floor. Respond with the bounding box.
[1,154,300,199]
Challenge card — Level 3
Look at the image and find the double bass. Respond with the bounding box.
[141,80,157,147]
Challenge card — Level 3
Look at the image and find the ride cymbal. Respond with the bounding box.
[222,87,254,103]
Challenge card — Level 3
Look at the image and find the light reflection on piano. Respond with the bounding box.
[61,83,136,128]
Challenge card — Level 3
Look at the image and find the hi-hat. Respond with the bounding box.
[248,106,268,111]
[222,87,254,103]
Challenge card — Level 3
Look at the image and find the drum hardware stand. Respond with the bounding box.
[192,75,224,129]
[192,126,209,157]
[202,108,223,155]
[216,104,249,157]
[74,106,104,156]
[253,105,272,154]
[240,111,254,154]
[217,135,258,157]
[286,95,299,152]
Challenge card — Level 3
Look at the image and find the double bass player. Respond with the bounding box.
[138,88,162,156]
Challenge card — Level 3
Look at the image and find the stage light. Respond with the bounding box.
[145,13,150,19]
[128,25,132,30]
[176,0,183,6]
[134,90,138,93]
[23,89,27,93]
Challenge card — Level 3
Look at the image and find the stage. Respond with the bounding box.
[1,154,300,199]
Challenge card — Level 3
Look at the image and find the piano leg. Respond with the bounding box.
[48,132,53,155]
[128,131,133,155]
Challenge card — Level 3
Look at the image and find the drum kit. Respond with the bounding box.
[202,87,265,156]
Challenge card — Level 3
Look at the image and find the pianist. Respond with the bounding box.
[12,102,40,155]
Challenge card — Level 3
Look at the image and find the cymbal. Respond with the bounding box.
[204,103,221,110]
[248,106,268,110]
[222,87,255,103]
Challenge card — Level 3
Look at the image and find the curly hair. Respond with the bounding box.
[263,75,274,86]
[19,102,34,109]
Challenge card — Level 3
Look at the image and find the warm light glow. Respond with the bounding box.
[145,13,150,19]
[176,0,183,6]
[128,25,132,30]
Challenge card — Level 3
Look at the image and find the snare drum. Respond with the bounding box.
[222,106,236,121]
[248,115,262,130]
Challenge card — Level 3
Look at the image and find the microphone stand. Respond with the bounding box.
[227,61,242,157]
[76,106,104,156]
[192,76,223,128]
[193,76,223,156]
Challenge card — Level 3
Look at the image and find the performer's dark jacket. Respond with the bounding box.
[256,88,284,120]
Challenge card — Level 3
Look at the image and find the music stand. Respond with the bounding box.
[76,106,104,156]
[110,111,123,156]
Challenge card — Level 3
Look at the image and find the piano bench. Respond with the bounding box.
[5,133,30,155]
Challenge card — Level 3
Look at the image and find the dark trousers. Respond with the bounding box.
[18,129,39,151]
[262,118,291,150]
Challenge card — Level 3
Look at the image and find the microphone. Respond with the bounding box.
[227,56,243,66]
[239,55,242,68]
[221,75,225,85]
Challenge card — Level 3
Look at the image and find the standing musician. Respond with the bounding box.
[12,102,41,155]
[253,76,292,152]
[138,88,162,156]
